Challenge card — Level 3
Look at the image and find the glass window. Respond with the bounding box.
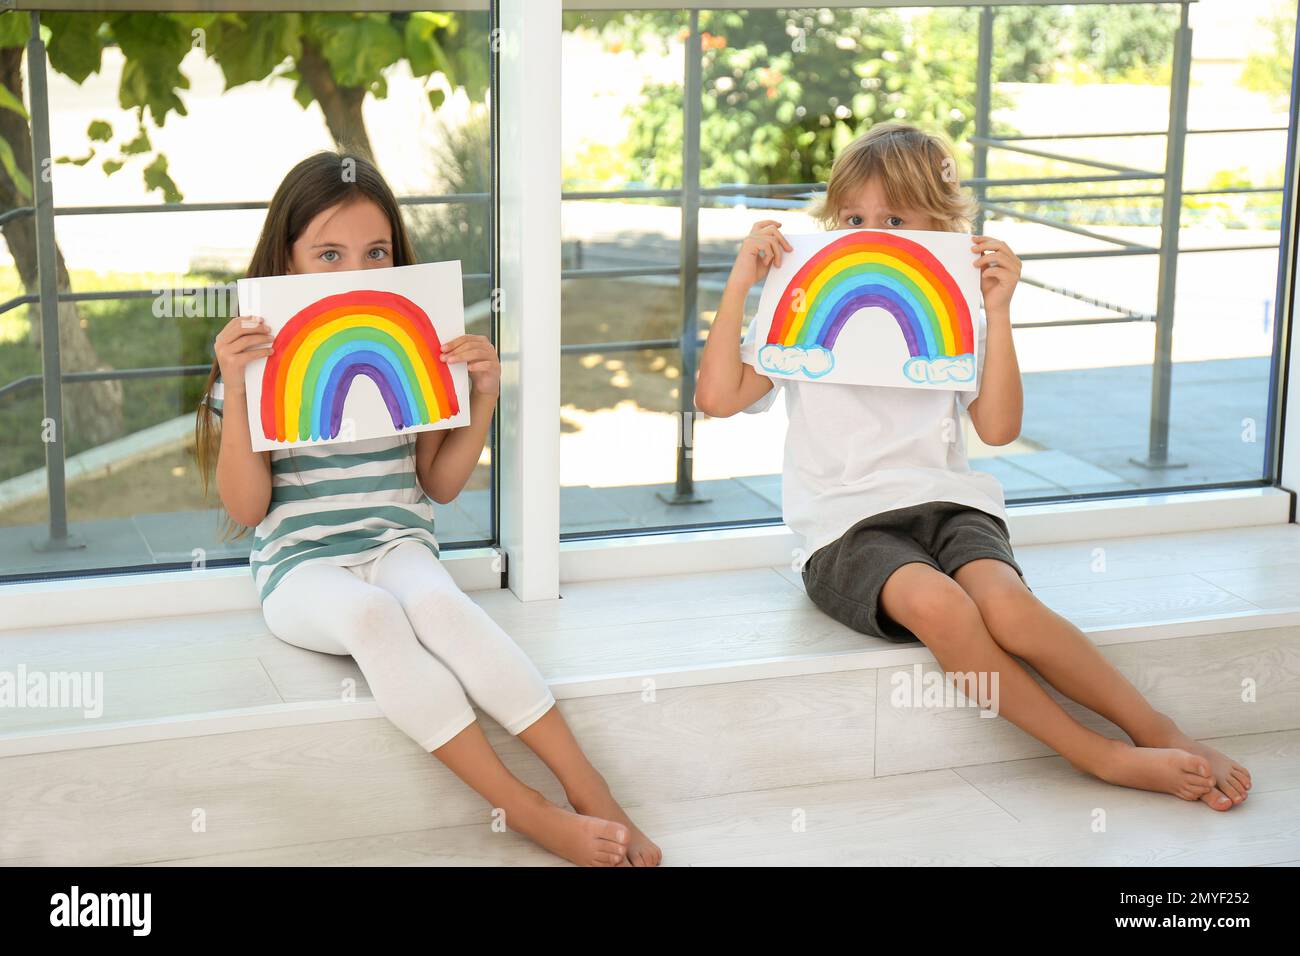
[558,2,1295,539]
[0,7,496,581]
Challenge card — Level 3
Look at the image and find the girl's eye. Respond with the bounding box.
[368,247,389,260]
[319,250,339,263]
[846,214,863,227]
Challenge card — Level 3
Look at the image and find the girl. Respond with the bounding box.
[196,151,661,866]
[696,121,1252,812]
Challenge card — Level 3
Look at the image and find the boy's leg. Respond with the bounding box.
[880,562,1216,801]
[952,558,1249,810]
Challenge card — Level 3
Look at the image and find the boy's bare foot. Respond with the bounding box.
[565,773,663,867]
[1137,716,1252,811]
[505,789,629,866]
[1087,740,1216,802]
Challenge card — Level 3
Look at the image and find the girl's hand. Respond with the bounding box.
[972,235,1021,313]
[214,315,275,395]
[440,334,500,396]
[729,219,793,290]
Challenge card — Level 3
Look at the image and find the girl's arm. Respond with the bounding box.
[696,220,793,418]
[213,316,273,526]
[416,334,499,504]
[966,235,1024,446]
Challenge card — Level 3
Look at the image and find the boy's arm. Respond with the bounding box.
[696,272,776,418]
[697,220,792,418]
[965,303,1023,446]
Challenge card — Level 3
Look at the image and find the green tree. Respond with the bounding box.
[576,7,1003,191]
[994,6,1070,83]
[1070,4,1176,83]
[1241,2,1296,103]
[203,11,489,158]
[567,4,1184,196]
[0,9,487,449]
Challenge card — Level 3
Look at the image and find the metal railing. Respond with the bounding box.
[1,1,1292,554]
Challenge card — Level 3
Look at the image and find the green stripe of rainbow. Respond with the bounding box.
[765,230,973,358]
[259,289,459,443]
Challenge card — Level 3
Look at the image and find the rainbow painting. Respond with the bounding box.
[750,228,981,389]
[240,261,470,450]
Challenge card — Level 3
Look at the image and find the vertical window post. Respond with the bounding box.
[27,11,81,553]
[496,0,561,599]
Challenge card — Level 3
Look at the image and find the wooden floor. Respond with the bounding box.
[141,728,1300,867]
[3,523,1300,866]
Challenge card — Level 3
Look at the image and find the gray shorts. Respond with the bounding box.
[800,500,1027,643]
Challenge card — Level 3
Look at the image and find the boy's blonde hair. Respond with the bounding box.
[806,121,978,233]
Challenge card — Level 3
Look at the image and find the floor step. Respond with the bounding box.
[4,524,1300,865]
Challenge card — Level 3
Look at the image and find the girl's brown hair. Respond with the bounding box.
[806,121,978,233]
[194,150,418,527]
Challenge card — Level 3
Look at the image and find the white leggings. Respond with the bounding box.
[261,540,555,751]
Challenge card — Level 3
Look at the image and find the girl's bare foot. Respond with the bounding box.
[565,772,662,867]
[505,789,629,866]
[1085,739,1216,801]
[1137,715,1252,811]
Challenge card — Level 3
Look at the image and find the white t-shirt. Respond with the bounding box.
[739,311,1008,560]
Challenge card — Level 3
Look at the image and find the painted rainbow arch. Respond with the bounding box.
[259,289,459,443]
[764,230,974,379]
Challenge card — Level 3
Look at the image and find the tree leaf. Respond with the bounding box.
[120,127,151,155]
[43,12,108,84]
[142,153,183,203]
[0,12,30,50]
[315,14,403,89]
[0,135,32,200]
[0,83,28,120]
[109,13,192,125]
[208,12,302,89]
[405,11,453,78]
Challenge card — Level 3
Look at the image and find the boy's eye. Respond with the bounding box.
[847,214,863,227]
[887,215,904,227]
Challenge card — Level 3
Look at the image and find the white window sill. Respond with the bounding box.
[0,486,1292,631]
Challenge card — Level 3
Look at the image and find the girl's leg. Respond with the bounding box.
[431,721,629,866]
[515,707,663,867]
[952,558,1250,811]
[879,562,1216,802]
[263,563,478,751]
[263,560,628,865]
[367,542,656,863]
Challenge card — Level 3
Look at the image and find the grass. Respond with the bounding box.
[0,267,236,486]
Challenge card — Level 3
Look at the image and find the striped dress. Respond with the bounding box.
[203,379,440,601]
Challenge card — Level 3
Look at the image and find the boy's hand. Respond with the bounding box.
[729,220,794,290]
[972,235,1020,313]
